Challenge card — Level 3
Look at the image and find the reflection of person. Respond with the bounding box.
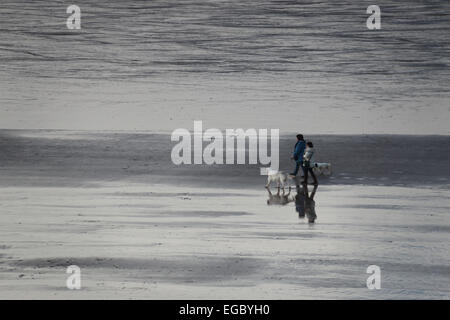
[302,141,318,185]
[294,185,306,218]
[266,186,293,206]
[290,134,305,177]
[295,183,318,223]
[304,184,318,223]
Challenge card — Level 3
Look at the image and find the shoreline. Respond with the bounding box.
[1,128,450,137]
[1,130,449,189]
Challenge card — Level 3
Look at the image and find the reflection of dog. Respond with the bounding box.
[266,170,291,190]
[266,186,293,206]
[312,162,332,176]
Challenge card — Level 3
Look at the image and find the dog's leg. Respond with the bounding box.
[286,186,291,197]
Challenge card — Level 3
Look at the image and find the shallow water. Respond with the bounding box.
[1,0,449,79]
[0,0,449,133]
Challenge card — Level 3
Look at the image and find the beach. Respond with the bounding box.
[0,130,449,299]
[0,0,449,300]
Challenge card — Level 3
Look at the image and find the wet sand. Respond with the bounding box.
[1,130,449,188]
[0,131,449,299]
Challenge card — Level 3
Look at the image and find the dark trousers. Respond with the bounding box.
[302,166,318,184]
[292,161,301,175]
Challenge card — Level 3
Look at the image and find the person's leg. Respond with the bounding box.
[291,161,300,176]
[309,168,318,185]
[302,165,308,184]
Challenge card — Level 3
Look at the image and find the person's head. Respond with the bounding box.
[307,141,314,148]
[296,134,304,141]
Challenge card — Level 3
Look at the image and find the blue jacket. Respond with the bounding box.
[293,140,305,163]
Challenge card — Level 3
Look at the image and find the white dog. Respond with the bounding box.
[266,170,291,190]
[312,162,332,176]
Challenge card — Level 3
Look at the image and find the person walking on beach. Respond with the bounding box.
[290,134,306,176]
[302,141,318,185]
